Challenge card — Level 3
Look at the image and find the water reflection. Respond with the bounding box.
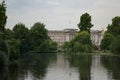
[9,65,19,80]
[101,56,120,80]
[91,55,110,80]
[1,53,120,80]
[68,55,92,80]
[0,67,8,80]
[44,54,79,80]
[18,53,57,80]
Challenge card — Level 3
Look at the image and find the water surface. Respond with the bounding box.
[1,53,120,80]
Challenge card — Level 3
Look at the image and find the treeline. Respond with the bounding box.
[100,16,120,54]
[5,22,57,65]
[0,1,57,66]
[9,22,57,53]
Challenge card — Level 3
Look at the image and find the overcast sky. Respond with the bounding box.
[3,0,120,30]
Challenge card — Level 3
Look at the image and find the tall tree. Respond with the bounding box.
[78,13,93,33]
[105,16,120,54]
[0,1,7,32]
[12,23,30,53]
[29,22,49,51]
[107,16,120,36]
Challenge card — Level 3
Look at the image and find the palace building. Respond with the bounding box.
[48,29,104,47]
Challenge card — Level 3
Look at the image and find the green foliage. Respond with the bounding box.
[0,1,7,32]
[107,16,120,36]
[78,13,93,33]
[100,33,113,51]
[4,29,14,40]
[48,40,57,52]
[13,23,29,40]
[73,31,92,53]
[103,16,120,54]
[12,23,30,53]
[64,31,92,54]
[0,40,8,55]
[110,36,120,54]
[30,22,48,48]
[7,39,20,65]
[73,31,91,44]
[0,31,4,40]
[62,42,70,51]
[0,51,8,66]
[29,22,57,52]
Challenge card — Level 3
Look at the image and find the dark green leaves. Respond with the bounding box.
[78,13,93,33]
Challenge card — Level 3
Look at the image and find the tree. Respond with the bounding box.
[78,13,93,33]
[4,29,14,40]
[0,1,8,67]
[29,22,49,51]
[100,33,113,51]
[67,31,92,53]
[13,23,29,40]
[30,22,48,41]
[105,16,120,54]
[110,36,120,54]
[107,16,120,36]
[0,1,7,32]
[8,39,20,65]
[13,23,30,53]
[73,31,92,45]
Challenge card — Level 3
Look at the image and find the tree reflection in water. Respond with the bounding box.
[9,65,19,80]
[19,53,57,80]
[68,55,92,80]
[101,56,120,80]
[0,67,8,80]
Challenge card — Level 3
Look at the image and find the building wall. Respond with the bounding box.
[48,29,78,47]
[91,30,103,46]
[48,29,104,47]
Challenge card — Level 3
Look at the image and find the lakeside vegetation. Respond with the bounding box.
[100,16,120,54]
[0,1,57,67]
[62,12,120,55]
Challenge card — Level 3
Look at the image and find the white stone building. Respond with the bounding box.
[91,30,104,46]
[48,29,104,47]
[48,29,78,47]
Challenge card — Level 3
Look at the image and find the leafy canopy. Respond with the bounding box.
[100,33,113,51]
[107,16,120,36]
[78,13,93,33]
[13,23,29,40]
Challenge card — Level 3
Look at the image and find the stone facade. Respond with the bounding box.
[48,29,104,47]
[48,29,78,47]
[91,30,104,46]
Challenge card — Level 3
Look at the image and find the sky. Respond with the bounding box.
[2,0,120,30]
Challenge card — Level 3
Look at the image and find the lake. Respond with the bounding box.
[0,53,120,80]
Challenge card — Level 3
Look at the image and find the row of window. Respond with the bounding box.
[52,38,66,42]
[49,35,66,38]
[49,33,66,36]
